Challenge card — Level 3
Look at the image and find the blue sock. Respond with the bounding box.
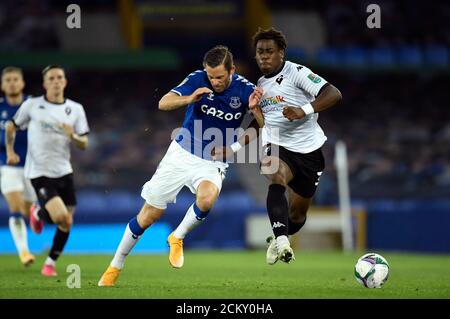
[193,203,209,221]
[10,212,22,220]
[129,217,145,236]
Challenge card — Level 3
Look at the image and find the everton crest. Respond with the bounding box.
[229,96,241,109]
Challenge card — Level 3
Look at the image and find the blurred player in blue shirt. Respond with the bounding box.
[99,45,264,286]
[0,66,36,267]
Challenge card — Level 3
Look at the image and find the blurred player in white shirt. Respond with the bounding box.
[6,65,89,276]
[252,28,342,264]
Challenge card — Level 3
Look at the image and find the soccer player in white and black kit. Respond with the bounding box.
[252,28,342,264]
[6,65,89,276]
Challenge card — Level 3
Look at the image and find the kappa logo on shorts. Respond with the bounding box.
[39,187,48,199]
[315,171,323,186]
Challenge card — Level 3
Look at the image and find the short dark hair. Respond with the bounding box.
[252,27,287,51]
[203,45,234,72]
[1,66,23,78]
[42,65,64,78]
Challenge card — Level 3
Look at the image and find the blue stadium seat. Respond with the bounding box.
[341,47,368,66]
[424,46,448,66]
[369,47,395,66]
[396,46,424,66]
[316,48,340,66]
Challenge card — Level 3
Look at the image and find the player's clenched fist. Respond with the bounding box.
[6,150,20,165]
[282,106,305,121]
[249,87,263,109]
[211,146,233,161]
[249,87,264,127]
[190,87,213,103]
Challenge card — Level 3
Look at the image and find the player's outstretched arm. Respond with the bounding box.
[5,121,20,165]
[283,84,342,121]
[158,87,213,111]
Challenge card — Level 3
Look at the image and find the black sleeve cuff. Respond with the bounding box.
[316,83,330,97]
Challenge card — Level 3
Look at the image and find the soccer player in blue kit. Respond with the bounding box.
[99,45,264,286]
[0,66,36,267]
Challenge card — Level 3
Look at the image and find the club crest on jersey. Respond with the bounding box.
[1,111,8,119]
[65,107,72,115]
[229,96,241,109]
[276,75,284,85]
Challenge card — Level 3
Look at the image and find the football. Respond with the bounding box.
[354,253,390,288]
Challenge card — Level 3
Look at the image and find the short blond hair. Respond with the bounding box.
[1,66,23,78]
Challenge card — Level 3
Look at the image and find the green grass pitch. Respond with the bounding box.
[1,250,449,298]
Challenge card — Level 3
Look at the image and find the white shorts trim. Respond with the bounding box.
[0,166,37,202]
[141,141,227,209]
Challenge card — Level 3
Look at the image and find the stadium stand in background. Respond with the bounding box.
[0,0,449,253]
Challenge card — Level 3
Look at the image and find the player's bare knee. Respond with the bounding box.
[268,173,288,186]
[196,196,215,211]
[52,213,65,225]
[59,214,73,230]
[289,210,307,224]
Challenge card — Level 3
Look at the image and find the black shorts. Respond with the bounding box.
[265,144,325,198]
[31,173,77,207]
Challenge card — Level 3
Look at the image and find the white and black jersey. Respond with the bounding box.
[258,61,328,154]
[13,96,89,179]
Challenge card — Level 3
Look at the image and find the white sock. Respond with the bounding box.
[45,256,56,266]
[111,224,141,270]
[173,204,205,239]
[276,235,290,248]
[9,214,29,254]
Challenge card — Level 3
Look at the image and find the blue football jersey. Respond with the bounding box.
[0,95,29,167]
[171,70,255,160]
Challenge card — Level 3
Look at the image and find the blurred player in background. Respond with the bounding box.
[6,65,89,276]
[0,66,36,267]
[252,28,342,264]
[99,45,263,286]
